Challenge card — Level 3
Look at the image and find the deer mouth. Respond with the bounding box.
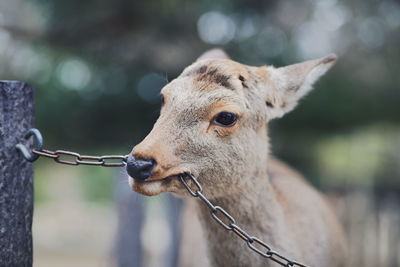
[128,173,184,196]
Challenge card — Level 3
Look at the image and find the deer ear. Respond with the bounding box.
[197,48,230,61]
[264,54,337,119]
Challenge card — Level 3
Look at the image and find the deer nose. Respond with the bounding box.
[126,155,156,181]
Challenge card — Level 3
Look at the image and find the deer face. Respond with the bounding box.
[127,49,336,198]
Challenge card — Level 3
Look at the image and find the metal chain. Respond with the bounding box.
[16,128,127,167]
[31,149,127,167]
[179,173,310,267]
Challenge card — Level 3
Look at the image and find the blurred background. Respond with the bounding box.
[1,0,400,266]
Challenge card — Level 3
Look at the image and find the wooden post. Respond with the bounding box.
[0,81,34,266]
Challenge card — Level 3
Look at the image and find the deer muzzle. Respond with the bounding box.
[126,154,156,181]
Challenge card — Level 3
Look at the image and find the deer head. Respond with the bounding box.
[127,49,336,198]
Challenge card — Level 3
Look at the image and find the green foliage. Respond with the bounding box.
[78,166,115,203]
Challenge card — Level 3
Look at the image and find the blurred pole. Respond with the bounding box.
[164,195,183,267]
[113,171,183,267]
[0,81,34,266]
[114,170,144,267]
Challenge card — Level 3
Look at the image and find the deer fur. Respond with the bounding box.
[128,49,346,267]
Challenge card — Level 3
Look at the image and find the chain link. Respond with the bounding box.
[32,149,128,167]
[16,128,127,167]
[179,173,310,267]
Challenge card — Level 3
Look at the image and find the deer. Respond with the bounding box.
[126,49,346,267]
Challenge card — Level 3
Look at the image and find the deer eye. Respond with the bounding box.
[160,94,165,106]
[213,112,238,127]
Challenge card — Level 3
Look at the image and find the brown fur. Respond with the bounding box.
[193,66,233,90]
[128,49,346,266]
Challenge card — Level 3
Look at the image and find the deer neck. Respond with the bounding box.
[195,143,287,266]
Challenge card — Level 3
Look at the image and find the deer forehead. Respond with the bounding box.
[181,59,251,91]
[161,59,268,112]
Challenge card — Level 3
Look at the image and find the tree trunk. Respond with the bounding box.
[0,81,34,267]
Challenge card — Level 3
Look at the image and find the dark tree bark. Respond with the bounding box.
[0,81,34,267]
